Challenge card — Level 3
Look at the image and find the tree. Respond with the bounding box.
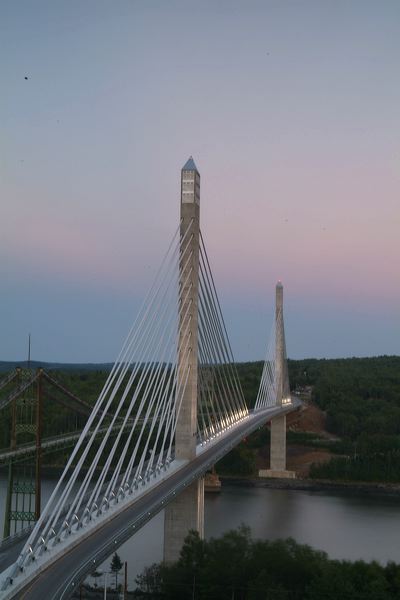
[134,563,163,597]
[135,527,399,600]
[110,552,123,591]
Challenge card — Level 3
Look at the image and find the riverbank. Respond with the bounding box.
[219,475,400,496]
[40,467,400,497]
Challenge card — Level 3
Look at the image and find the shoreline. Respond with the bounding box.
[36,468,400,497]
[219,475,400,496]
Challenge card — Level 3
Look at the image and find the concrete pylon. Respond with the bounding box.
[275,282,284,408]
[164,157,204,563]
[259,282,295,479]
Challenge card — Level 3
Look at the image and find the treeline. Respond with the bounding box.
[289,356,400,442]
[1,357,400,482]
[310,452,400,482]
[219,357,400,481]
[289,356,400,482]
[133,527,400,599]
[234,362,263,408]
[0,369,110,450]
[0,361,114,374]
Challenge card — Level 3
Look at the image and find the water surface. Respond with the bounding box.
[1,477,399,589]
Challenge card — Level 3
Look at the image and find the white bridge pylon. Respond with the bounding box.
[0,159,297,598]
[256,281,295,480]
[0,159,250,595]
[255,281,292,410]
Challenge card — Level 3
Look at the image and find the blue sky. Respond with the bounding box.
[1,1,399,362]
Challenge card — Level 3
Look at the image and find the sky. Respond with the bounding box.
[1,0,399,363]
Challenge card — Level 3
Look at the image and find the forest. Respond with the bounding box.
[225,356,400,482]
[290,356,400,481]
[1,356,399,482]
[133,527,400,599]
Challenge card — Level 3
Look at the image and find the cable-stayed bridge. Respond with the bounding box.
[0,158,299,599]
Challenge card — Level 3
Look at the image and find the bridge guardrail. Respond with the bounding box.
[0,526,34,553]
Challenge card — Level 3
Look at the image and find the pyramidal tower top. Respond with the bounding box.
[181,156,200,205]
[182,156,199,173]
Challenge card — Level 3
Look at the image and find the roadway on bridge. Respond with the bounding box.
[2,401,300,600]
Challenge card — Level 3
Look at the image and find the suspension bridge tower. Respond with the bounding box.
[163,157,204,562]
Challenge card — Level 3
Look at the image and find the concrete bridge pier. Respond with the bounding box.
[164,478,204,563]
[261,414,295,478]
[164,158,204,563]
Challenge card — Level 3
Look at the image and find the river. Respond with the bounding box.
[1,477,400,590]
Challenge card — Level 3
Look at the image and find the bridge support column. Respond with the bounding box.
[259,282,295,479]
[164,157,204,562]
[259,414,295,478]
[164,478,204,563]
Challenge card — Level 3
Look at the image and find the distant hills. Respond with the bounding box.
[1,356,398,375]
[0,360,114,373]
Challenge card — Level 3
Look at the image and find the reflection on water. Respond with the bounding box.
[112,485,400,588]
[206,486,400,564]
[1,476,400,590]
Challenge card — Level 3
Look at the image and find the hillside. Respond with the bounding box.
[1,356,399,482]
[0,360,114,373]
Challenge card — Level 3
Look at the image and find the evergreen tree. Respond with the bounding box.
[134,528,400,600]
[110,552,123,591]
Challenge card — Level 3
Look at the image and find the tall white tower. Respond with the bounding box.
[175,157,200,460]
[259,281,295,479]
[164,158,204,562]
